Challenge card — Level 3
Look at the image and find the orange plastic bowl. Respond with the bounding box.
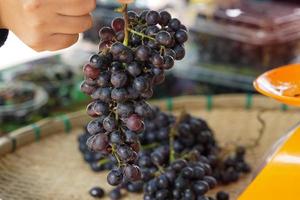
[254,64,300,106]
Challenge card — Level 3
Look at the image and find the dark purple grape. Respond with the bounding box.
[103,116,117,132]
[139,10,150,22]
[183,189,195,200]
[171,159,188,172]
[111,61,123,72]
[87,133,109,152]
[111,88,128,102]
[110,42,126,55]
[182,166,194,179]
[87,118,104,135]
[91,88,111,103]
[92,101,109,116]
[99,27,115,41]
[145,26,159,36]
[203,176,217,189]
[164,49,176,58]
[116,102,134,118]
[193,166,205,179]
[90,54,111,70]
[126,114,143,132]
[111,71,128,88]
[107,168,123,186]
[110,130,123,144]
[116,31,125,42]
[99,40,113,51]
[127,181,143,193]
[155,189,169,200]
[135,45,151,62]
[131,34,142,46]
[111,17,125,32]
[156,31,172,46]
[128,11,138,21]
[84,77,97,86]
[193,181,209,196]
[124,164,141,181]
[135,101,153,118]
[125,130,138,143]
[168,18,181,31]
[157,175,169,189]
[139,155,152,168]
[151,54,164,67]
[146,11,160,26]
[89,187,105,198]
[117,145,136,162]
[163,55,174,69]
[216,191,229,200]
[127,86,139,99]
[133,76,150,92]
[83,63,100,80]
[118,47,134,64]
[97,72,110,87]
[81,81,96,95]
[173,44,185,60]
[175,29,188,44]
[86,102,98,117]
[127,62,142,77]
[159,11,171,26]
[146,40,159,49]
[152,68,165,85]
[130,140,140,152]
[109,188,122,200]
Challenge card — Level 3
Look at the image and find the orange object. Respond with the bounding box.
[240,64,300,199]
[239,125,300,200]
[254,64,300,106]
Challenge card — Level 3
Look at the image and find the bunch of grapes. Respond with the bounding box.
[80,5,188,187]
[78,107,250,199]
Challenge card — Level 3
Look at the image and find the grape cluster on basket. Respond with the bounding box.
[78,106,251,200]
[80,3,188,190]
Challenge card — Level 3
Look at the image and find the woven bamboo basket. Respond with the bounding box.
[0,94,299,200]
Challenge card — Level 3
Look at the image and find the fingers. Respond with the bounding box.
[55,0,96,16]
[51,14,93,34]
[117,0,134,3]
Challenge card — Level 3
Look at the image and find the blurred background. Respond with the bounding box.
[0,0,299,134]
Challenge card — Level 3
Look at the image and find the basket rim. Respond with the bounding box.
[0,94,297,157]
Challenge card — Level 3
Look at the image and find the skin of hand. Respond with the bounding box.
[0,0,96,51]
[117,0,134,3]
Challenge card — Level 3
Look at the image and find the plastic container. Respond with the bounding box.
[1,55,81,110]
[191,0,300,76]
[0,81,48,123]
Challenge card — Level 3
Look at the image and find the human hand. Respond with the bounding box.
[0,0,96,51]
[117,0,134,4]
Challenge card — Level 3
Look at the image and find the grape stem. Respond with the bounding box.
[121,4,129,46]
[112,144,122,168]
[141,142,160,150]
[127,28,156,41]
[169,111,187,162]
[98,158,110,165]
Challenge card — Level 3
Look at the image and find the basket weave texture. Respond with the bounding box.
[0,95,299,200]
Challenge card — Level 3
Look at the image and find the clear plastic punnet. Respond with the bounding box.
[191,0,300,75]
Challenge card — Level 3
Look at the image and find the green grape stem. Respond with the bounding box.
[98,158,110,165]
[122,4,129,46]
[127,28,156,41]
[112,144,122,168]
